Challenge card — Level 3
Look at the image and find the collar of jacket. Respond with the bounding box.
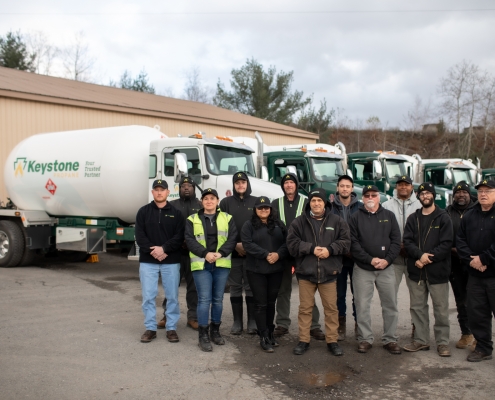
[333,192,358,210]
[392,190,418,205]
[359,203,384,215]
[413,204,446,220]
[150,200,172,210]
[450,197,478,212]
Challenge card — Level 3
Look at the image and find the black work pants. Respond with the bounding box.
[246,270,284,332]
[467,276,495,355]
[449,255,471,335]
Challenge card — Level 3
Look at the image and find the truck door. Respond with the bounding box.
[163,147,204,200]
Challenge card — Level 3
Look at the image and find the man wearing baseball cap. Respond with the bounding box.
[349,185,402,355]
[403,182,453,357]
[457,179,495,362]
[158,177,203,331]
[446,181,478,350]
[135,179,185,344]
[287,188,350,356]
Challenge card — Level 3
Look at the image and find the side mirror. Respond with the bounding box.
[261,166,269,182]
[444,169,453,186]
[346,169,353,179]
[174,153,188,183]
[372,160,382,180]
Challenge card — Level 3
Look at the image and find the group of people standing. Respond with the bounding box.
[135,170,495,363]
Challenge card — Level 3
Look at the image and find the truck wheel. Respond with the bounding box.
[18,249,38,267]
[0,221,25,268]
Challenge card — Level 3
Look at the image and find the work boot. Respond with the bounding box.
[273,326,289,337]
[469,339,477,352]
[209,322,225,345]
[456,334,475,349]
[338,316,346,341]
[140,330,156,343]
[157,316,166,329]
[187,319,199,330]
[245,297,257,334]
[230,297,243,335]
[310,328,325,340]
[403,341,430,352]
[268,325,279,347]
[259,330,274,353]
[198,325,212,352]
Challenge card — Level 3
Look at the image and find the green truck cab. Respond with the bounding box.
[482,168,495,181]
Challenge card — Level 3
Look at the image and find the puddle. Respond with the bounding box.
[82,278,127,294]
[105,276,139,282]
[296,371,347,387]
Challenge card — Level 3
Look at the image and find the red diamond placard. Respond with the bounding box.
[45,179,57,195]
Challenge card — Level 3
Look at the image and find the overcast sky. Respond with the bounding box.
[2,0,495,128]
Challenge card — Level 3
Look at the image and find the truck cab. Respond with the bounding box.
[482,168,495,181]
[347,151,412,197]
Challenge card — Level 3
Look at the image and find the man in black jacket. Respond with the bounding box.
[158,177,202,331]
[403,182,453,357]
[349,185,402,355]
[219,172,258,334]
[287,188,351,356]
[271,173,324,341]
[446,181,477,349]
[457,179,495,362]
[135,179,185,344]
[331,175,362,341]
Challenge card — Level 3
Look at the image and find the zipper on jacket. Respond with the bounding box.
[416,214,437,285]
[305,213,328,283]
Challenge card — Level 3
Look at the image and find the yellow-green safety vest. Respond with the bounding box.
[188,212,233,271]
[278,195,306,225]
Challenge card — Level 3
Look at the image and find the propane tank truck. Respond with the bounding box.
[0,125,283,268]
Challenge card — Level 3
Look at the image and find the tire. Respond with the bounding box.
[18,248,38,267]
[0,220,25,268]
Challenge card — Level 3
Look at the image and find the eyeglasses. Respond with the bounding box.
[363,194,378,198]
[257,206,271,211]
[478,189,495,195]
[419,192,433,198]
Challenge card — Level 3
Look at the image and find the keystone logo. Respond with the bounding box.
[13,157,80,177]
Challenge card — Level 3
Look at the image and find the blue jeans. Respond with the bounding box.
[192,262,230,326]
[140,262,180,331]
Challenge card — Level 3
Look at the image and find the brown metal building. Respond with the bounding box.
[0,67,317,202]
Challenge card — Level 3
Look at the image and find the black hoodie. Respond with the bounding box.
[271,172,308,228]
[446,195,478,248]
[332,193,362,267]
[456,203,495,278]
[349,205,401,271]
[287,202,351,283]
[403,206,453,284]
[219,173,258,257]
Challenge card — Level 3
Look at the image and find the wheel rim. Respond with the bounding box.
[0,230,9,259]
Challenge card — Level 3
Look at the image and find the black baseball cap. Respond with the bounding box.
[417,182,436,196]
[475,179,495,190]
[152,179,168,189]
[179,177,195,187]
[338,175,354,185]
[254,196,272,208]
[201,188,219,199]
[362,185,380,195]
[396,175,413,185]
[453,181,470,194]
[233,172,248,183]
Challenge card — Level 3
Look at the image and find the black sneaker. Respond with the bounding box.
[293,341,310,355]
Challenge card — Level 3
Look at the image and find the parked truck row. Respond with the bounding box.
[0,125,489,268]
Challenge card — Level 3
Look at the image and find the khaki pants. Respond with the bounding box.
[298,279,338,343]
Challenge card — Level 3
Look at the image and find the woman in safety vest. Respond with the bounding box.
[185,188,237,352]
[241,196,289,352]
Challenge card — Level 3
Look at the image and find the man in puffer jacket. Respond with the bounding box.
[403,182,453,357]
[287,188,351,357]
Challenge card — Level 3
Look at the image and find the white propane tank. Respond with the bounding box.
[4,125,166,223]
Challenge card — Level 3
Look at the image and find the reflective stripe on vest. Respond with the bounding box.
[187,212,232,271]
[278,195,305,225]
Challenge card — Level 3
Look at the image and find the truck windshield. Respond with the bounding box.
[310,158,343,181]
[205,145,256,177]
[452,169,473,185]
[385,160,408,180]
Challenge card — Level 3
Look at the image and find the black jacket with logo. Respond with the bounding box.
[286,203,351,283]
[403,206,453,284]
[349,205,401,271]
[219,175,258,257]
[446,196,478,248]
[170,196,202,255]
[456,203,495,278]
[135,201,185,264]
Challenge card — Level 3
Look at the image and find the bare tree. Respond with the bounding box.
[478,75,495,159]
[62,31,95,82]
[402,95,433,133]
[25,31,59,75]
[182,66,211,103]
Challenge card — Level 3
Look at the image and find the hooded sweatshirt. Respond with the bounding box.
[403,206,453,284]
[271,172,308,228]
[348,205,401,271]
[219,173,258,257]
[446,195,478,248]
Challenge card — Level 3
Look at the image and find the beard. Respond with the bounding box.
[365,200,376,209]
[420,197,434,208]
